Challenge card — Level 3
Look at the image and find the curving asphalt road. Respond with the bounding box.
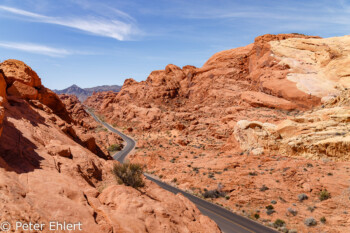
[86,109,278,233]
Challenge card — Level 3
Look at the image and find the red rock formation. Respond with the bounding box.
[86,34,350,232]
[0,59,42,87]
[0,60,221,233]
[0,59,72,123]
[59,94,123,158]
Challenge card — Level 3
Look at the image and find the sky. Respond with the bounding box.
[0,0,349,89]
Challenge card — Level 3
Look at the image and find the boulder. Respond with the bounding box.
[0,59,42,87]
[38,87,73,123]
[46,142,72,158]
[7,81,38,100]
[241,91,298,110]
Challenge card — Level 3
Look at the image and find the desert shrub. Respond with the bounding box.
[203,189,225,199]
[287,207,298,216]
[266,205,275,215]
[260,185,269,192]
[304,217,317,226]
[249,171,258,176]
[298,193,308,201]
[254,213,260,219]
[320,216,326,224]
[112,163,144,188]
[97,114,106,122]
[319,190,330,201]
[208,173,215,178]
[274,219,286,228]
[95,126,108,133]
[108,144,123,152]
[307,206,316,212]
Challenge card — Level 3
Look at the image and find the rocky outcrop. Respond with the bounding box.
[0,59,42,87]
[59,94,91,127]
[7,80,39,99]
[0,60,221,233]
[97,183,221,233]
[0,59,72,123]
[235,90,350,161]
[241,91,298,110]
[85,34,350,232]
[59,94,124,158]
[270,35,350,100]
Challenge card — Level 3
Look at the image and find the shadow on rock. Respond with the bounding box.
[0,119,43,173]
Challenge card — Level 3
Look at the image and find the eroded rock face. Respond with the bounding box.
[98,183,221,233]
[37,87,73,123]
[7,80,38,99]
[270,36,350,99]
[0,61,221,233]
[0,59,42,87]
[241,91,298,110]
[0,59,73,123]
[85,34,350,232]
[59,94,124,158]
[235,90,350,161]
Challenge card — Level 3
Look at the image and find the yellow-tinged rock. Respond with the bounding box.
[270,36,350,98]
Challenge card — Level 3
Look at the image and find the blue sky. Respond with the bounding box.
[0,0,349,89]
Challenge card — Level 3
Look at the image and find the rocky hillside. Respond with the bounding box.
[86,34,350,232]
[58,94,124,157]
[54,84,121,101]
[0,60,221,233]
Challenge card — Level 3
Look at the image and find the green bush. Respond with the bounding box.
[274,219,286,228]
[108,144,123,152]
[319,190,331,201]
[112,163,145,188]
[320,216,326,224]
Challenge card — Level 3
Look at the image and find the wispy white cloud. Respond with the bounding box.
[0,5,46,18]
[0,41,71,57]
[0,5,138,40]
[67,0,136,22]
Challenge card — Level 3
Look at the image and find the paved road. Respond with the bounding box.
[86,110,278,233]
[85,109,135,163]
